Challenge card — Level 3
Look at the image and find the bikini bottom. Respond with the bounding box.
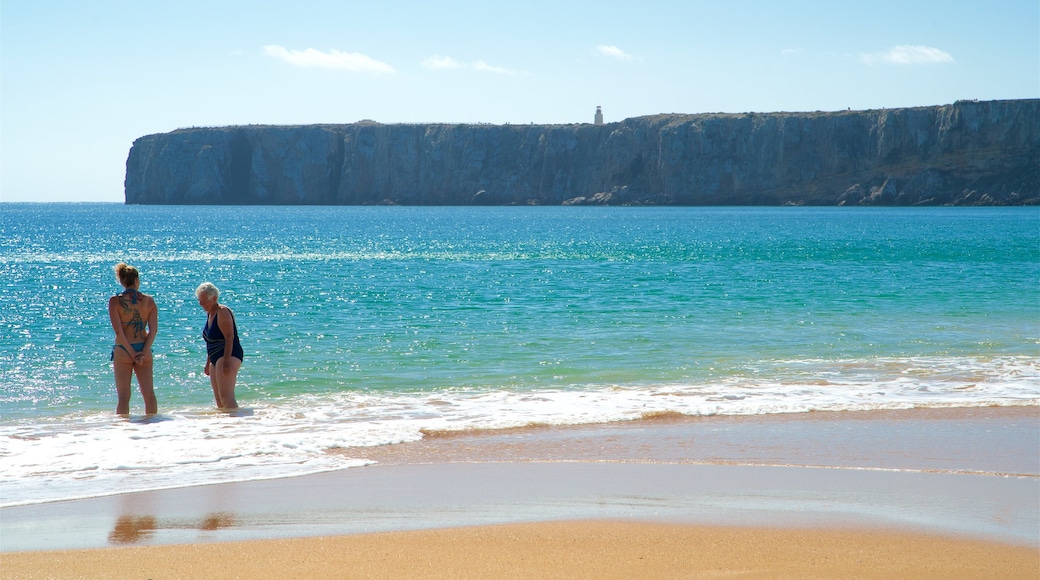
[111,342,145,361]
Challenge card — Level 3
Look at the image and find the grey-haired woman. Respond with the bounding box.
[195,282,243,409]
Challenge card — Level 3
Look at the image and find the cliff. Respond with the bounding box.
[125,99,1039,206]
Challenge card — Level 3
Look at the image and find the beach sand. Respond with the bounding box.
[3,406,1038,578]
[5,521,1038,579]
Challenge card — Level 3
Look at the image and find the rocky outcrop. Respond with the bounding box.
[125,99,1039,206]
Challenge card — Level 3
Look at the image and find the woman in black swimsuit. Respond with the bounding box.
[195,282,243,410]
[108,263,158,415]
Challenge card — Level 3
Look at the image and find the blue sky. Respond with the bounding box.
[2,0,1037,202]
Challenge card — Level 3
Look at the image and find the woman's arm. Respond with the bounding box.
[108,297,137,355]
[217,306,236,375]
[141,296,158,360]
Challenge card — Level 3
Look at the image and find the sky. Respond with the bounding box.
[2,0,1038,202]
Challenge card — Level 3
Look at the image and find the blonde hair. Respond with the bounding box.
[114,262,139,288]
[195,282,219,301]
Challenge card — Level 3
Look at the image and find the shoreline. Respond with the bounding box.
[3,406,1038,577]
[347,405,1040,476]
[7,404,1035,511]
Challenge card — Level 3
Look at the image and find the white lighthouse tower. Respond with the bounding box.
[594,106,604,125]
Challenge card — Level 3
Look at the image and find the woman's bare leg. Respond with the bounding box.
[213,357,241,410]
[113,349,135,415]
[209,370,223,408]
[133,356,157,415]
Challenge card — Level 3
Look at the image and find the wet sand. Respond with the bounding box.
[2,406,1038,578]
[349,405,1040,475]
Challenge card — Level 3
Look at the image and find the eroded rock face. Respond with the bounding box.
[125,99,1039,206]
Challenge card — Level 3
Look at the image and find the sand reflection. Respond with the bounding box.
[108,512,236,544]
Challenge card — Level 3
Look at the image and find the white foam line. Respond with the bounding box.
[0,460,374,508]
[365,459,1039,479]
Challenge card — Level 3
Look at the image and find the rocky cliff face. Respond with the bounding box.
[125,99,1039,206]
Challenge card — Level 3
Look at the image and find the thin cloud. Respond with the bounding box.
[472,60,516,75]
[593,45,640,62]
[780,48,802,56]
[860,45,954,65]
[421,55,464,70]
[263,45,395,73]
[422,56,521,75]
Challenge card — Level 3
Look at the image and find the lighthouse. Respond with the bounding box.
[594,106,603,125]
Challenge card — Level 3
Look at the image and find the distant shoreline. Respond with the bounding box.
[5,201,1040,208]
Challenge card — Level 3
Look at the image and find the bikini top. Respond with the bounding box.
[120,288,141,303]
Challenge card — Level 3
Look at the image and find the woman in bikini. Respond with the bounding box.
[195,282,243,410]
[108,262,158,415]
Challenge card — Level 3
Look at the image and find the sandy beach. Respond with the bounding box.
[5,521,1038,579]
[3,406,1038,578]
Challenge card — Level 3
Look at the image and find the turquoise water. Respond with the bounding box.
[1,204,1037,506]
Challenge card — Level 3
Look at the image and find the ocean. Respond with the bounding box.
[1,204,1037,507]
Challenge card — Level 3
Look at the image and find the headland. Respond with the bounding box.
[124,99,1039,206]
